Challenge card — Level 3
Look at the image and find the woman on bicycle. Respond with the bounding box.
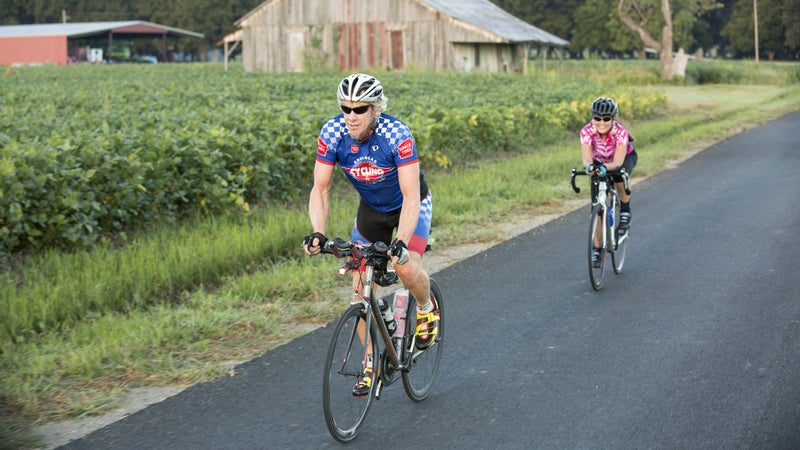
[580,97,638,266]
[303,74,439,396]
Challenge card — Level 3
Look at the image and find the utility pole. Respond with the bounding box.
[753,0,759,62]
[61,9,68,24]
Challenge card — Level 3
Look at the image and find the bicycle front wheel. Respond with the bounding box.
[402,277,444,402]
[588,204,606,290]
[612,214,627,275]
[322,304,377,443]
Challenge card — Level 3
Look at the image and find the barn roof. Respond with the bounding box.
[0,21,203,39]
[235,0,567,46]
[421,0,568,46]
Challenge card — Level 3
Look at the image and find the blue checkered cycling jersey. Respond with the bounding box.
[316,113,421,213]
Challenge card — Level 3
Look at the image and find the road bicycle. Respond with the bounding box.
[570,167,631,290]
[319,238,444,442]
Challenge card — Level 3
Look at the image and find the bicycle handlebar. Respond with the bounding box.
[570,166,630,195]
[318,238,393,276]
[320,238,391,259]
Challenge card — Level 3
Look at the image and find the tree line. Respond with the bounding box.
[1,0,798,61]
[497,0,799,61]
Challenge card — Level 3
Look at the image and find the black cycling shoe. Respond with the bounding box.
[592,249,602,268]
[618,212,631,235]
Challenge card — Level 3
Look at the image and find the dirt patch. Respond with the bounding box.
[32,386,187,449]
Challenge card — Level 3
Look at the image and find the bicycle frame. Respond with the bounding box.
[324,240,408,393]
[571,167,630,253]
[362,264,404,380]
[595,181,622,252]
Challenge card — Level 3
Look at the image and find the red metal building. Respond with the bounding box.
[0,21,203,66]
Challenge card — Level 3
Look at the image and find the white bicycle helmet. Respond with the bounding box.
[337,74,384,104]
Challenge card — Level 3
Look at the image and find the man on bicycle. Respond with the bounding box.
[580,97,638,266]
[303,73,439,396]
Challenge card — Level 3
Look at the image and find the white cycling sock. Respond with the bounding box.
[417,299,434,314]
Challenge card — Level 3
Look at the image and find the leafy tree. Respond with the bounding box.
[723,0,796,60]
[690,5,728,54]
[571,0,642,57]
[786,0,800,53]
[758,0,789,60]
[494,0,579,42]
[618,0,722,78]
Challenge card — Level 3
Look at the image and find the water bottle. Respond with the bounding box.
[392,288,409,338]
[378,297,396,336]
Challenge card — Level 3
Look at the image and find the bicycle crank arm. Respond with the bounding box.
[374,378,383,400]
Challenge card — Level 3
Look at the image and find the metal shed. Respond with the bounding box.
[232,0,568,73]
[0,21,203,66]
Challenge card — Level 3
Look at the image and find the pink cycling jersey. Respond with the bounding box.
[579,120,634,163]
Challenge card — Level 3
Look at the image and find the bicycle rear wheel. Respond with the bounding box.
[588,204,606,290]
[402,277,444,402]
[322,304,377,442]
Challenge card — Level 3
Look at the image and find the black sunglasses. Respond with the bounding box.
[340,104,372,115]
[593,116,613,122]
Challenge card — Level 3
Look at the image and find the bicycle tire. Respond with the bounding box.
[402,277,444,402]
[611,200,627,274]
[322,304,377,443]
[589,204,606,290]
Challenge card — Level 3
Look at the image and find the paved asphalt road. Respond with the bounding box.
[62,112,800,449]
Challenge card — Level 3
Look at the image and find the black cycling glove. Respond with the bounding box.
[389,239,410,265]
[303,232,327,249]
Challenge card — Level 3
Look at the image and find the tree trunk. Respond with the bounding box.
[659,23,674,79]
[619,0,682,80]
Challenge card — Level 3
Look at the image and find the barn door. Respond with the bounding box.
[390,30,404,70]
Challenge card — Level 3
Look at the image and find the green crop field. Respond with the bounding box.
[0,63,666,254]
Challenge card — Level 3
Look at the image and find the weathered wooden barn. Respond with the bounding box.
[232,0,569,73]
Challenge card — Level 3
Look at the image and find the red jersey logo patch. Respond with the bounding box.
[317,138,328,156]
[351,144,359,153]
[398,138,413,159]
